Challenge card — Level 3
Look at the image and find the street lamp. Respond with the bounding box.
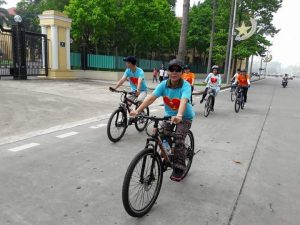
[14,15,22,23]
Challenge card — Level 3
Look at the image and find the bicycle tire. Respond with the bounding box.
[135,107,150,132]
[235,99,240,113]
[107,108,127,142]
[182,130,195,179]
[122,148,163,217]
[204,97,211,117]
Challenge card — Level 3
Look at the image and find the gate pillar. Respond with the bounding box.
[39,11,74,79]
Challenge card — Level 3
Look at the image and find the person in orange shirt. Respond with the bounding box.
[182,65,195,104]
[233,69,251,103]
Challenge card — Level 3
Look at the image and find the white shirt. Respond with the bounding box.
[159,69,164,77]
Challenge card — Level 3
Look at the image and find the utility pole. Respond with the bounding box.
[226,0,238,84]
[224,0,236,82]
[207,0,217,74]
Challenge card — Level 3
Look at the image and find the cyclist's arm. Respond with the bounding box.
[136,95,157,113]
[136,78,143,93]
[114,76,127,89]
[191,74,195,86]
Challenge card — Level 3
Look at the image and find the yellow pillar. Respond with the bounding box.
[39,10,74,79]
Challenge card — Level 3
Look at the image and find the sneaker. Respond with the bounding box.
[170,168,185,182]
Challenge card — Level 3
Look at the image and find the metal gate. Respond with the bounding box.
[0,23,48,79]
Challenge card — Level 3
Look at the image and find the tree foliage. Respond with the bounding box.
[188,0,282,67]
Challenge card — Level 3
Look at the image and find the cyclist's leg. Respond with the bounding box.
[211,89,216,110]
[173,120,192,171]
[190,86,193,104]
[136,91,147,103]
[200,88,208,103]
[243,87,248,102]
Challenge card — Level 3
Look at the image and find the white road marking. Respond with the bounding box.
[8,143,40,152]
[150,109,158,112]
[0,114,111,146]
[90,124,107,129]
[56,132,79,139]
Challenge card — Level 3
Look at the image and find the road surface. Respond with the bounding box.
[0,78,299,225]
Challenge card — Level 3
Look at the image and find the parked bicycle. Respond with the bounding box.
[107,88,149,142]
[234,87,245,113]
[203,88,216,117]
[122,115,195,217]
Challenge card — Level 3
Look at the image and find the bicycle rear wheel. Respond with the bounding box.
[122,148,163,217]
[182,130,195,179]
[107,108,127,142]
[135,107,149,132]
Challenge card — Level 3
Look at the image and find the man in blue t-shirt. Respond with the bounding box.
[130,59,195,182]
[109,56,148,102]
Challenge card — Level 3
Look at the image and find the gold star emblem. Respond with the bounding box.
[236,21,251,36]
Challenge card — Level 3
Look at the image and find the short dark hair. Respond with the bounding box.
[123,56,137,65]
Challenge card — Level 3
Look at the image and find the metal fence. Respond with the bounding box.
[70,52,207,73]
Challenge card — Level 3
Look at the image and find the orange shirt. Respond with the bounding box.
[182,72,195,85]
[236,74,250,87]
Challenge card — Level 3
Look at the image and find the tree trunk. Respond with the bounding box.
[207,0,217,74]
[177,0,190,62]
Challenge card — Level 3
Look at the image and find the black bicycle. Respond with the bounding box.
[122,115,195,217]
[234,87,245,113]
[203,88,216,117]
[107,89,149,142]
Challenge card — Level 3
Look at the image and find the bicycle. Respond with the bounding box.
[234,87,245,113]
[203,88,216,117]
[122,115,195,217]
[107,89,149,142]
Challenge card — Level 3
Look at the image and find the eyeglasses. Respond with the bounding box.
[169,67,182,72]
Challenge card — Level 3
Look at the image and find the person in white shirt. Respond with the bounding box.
[159,64,165,82]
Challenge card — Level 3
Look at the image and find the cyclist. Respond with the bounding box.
[200,65,222,111]
[109,56,148,103]
[233,69,250,103]
[130,59,195,182]
[182,65,195,104]
[282,73,289,82]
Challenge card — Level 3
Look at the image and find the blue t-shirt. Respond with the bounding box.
[124,67,147,92]
[153,80,195,120]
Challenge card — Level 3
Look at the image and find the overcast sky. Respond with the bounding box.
[5,0,299,67]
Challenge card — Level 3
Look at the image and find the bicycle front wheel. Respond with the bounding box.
[235,99,240,113]
[182,130,195,179]
[122,148,163,217]
[107,108,127,142]
[204,97,211,117]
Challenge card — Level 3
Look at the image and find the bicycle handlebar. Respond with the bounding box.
[110,88,136,95]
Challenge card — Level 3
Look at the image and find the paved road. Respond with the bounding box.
[0,78,299,225]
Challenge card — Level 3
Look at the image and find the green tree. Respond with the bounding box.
[0,0,9,27]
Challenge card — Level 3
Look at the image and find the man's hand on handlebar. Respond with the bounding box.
[109,87,116,92]
[171,115,182,124]
[129,109,139,117]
